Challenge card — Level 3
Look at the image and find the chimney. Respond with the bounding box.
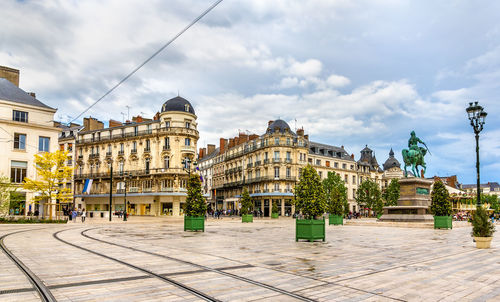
[199,148,205,159]
[249,134,259,140]
[297,128,304,136]
[28,92,36,98]
[219,138,226,154]
[239,133,248,144]
[351,154,354,159]
[135,116,143,123]
[268,120,274,126]
[228,138,235,148]
[108,119,122,128]
[83,117,105,131]
[0,66,20,87]
[153,112,160,120]
[207,144,216,155]
[341,145,344,149]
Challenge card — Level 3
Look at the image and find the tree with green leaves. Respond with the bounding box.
[294,165,326,219]
[430,180,452,216]
[240,187,253,215]
[183,174,207,217]
[472,205,495,237]
[356,179,383,217]
[23,150,73,219]
[0,175,18,217]
[383,178,400,206]
[322,172,347,216]
[272,201,279,214]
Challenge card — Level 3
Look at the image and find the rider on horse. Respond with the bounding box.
[403,131,430,177]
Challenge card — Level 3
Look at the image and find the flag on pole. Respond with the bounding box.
[83,179,93,194]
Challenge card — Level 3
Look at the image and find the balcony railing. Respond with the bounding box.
[118,150,124,155]
[163,145,170,151]
[131,149,137,154]
[273,158,281,163]
[106,152,112,157]
[255,160,261,166]
[247,163,253,168]
[76,127,199,144]
[144,148,151,153]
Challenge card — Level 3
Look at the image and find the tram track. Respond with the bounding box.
[52,229,220,302]
[0,230,56,302]
[79,228,318,302]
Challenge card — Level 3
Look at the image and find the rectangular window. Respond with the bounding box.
[286,151,291,160]
[164,157,170,169]
[274,151,279,159]
[334,162,338,168]
[10,161,27,183]
[14,133,26,150]
[345,175,348,183]
[286,137,290,145]
[68,143,73,151]
[185,138,191,146]
[274,183,280,191]
[185,122,190,129]
[38,136,50,152]
[316,159,321,166]
[353,175,356,184]
[286,167,291,178]
[13,110,28,122]
[326,161,330,167]
[165,121,170,128]
[59,144,65,151]
[120,143,124,152]
[342,163,347,169]
[164,137,170,149]
[274,167,280,178]
[134,126,138,136]
[147,124,152,134]
[274,137,279,145]
[319,171,323,179]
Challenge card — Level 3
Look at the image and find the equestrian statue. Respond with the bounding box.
[402,131,430,178]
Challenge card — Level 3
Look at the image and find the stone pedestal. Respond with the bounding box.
[379,177,434,222]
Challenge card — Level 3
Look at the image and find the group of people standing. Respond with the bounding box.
[67,208,86,223]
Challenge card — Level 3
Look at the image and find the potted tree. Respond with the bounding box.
[323,172,346,225]
[430,180,452,229]
[183,174,207,231]
[240,187,253,223]
[471,205,495,249]
[294,165,326,242]
[271,202,279,219]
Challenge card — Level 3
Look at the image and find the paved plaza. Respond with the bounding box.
[0,217,499,301]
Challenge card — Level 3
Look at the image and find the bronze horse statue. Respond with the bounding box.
[402,147,427,178]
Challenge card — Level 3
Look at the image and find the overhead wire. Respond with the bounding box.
[69,0,224,125]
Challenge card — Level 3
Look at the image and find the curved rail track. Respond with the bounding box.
[0,230,56,302]
[78,228,317,302]
[53,229,220,302]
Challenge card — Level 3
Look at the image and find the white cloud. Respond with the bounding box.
[287,59,323,77]
[326,74,351,87]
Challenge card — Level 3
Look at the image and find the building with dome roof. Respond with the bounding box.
[199,119,363,216]
[73,96,199,217]
[382,148,404,182]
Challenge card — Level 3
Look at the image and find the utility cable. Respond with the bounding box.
[69,0,224,125]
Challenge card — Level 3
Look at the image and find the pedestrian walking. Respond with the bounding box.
[81,209,86,223]
[72,209,78,222]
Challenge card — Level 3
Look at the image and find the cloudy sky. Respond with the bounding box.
[1,0,499,184]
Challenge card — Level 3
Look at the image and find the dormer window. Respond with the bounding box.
[185,104,190,112]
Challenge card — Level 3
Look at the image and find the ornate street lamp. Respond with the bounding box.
[466,101,487,207]
[106,158,113,221]
[182,158,197,177]
[123,172,129,221]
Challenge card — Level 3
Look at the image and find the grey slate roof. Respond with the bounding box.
[267,119,295,135]
[309,141,354,161]
[383,148,401,170]
[161,96,195,115]
[0,78,54,110]
[199,147,220,162]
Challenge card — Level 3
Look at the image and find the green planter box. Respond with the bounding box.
[184,216,205,232]
[296,218,325,242]
[434,216,452,229]
[271,213,279,219]
[328,214,343,225]
[242,214,253,223]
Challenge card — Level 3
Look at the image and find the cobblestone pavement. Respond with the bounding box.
[0,217,499,301]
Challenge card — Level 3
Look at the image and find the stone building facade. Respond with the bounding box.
[201,119,385,216]
[74,96,198,217]
[0,67,60,217]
